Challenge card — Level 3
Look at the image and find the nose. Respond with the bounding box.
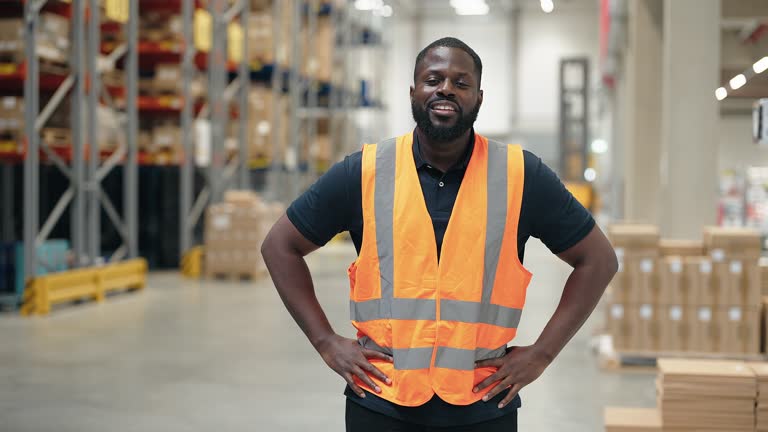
[436,80,456,99]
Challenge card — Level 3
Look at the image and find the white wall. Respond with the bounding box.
[382,4,600,168]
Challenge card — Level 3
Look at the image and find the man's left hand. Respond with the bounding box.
[472,345,552,409]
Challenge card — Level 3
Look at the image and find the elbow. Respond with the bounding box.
[606,247,619,279]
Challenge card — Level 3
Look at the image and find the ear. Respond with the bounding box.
[409,85,415,100]
[478,89,484,106]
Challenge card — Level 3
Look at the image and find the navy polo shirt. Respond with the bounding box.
[286,129,595,427]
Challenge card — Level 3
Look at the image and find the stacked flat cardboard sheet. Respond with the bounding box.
[749,362,768,431]
[604,407,662,432]
[658,359,756,431]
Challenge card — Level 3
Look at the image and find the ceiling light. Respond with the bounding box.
[584,168,597,182]
[541,0,554,13]
[730,74,747,90]
[754,57,768,74]
[591,139,608,154]
[715,87,728,101]
[451,0,489,16]
[354,0,383,11]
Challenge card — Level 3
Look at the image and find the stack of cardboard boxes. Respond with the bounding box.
[605,358,762,431]
[750,362,768,431]
[204,191,283,278]
[0,13,70,67]
[246,86,289,164]
[607,224,762,356]
[657,359,756,431]
[607,225,661,352]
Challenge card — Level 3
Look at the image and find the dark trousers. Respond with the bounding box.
[345,399,518,432]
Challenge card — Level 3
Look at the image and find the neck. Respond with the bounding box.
[415,128,472,172]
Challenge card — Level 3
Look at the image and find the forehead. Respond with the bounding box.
[416,46,477,77]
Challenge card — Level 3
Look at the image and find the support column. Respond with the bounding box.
[622,0,663,224]
[659,0,720,239]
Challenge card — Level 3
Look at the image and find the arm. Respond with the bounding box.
[261,215,392,398]
[474,225,618,407]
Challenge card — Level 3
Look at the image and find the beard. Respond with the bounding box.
[411,98,481,142]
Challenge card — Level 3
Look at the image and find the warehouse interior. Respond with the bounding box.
[2,0,768,431]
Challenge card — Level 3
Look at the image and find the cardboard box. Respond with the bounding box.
[636,303,660,352]
[659,256,687,305]
[660,239,704,257]
[0,97,24,131]
[659,305,690,352]
[713,258,761,306]
[607,303,636,352]
[688,305,718,353]
[608,224,660,251]
[153,64,181,93]
[704,226,762,260]
[604,407,662,432]
[152,124,182,150]
[719,306,760,354]
[684,256,716,306]
[761,258,768,297]
[248,13,275,63]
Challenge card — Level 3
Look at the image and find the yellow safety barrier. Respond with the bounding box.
[20,258,148,316]
[181,246,203,278]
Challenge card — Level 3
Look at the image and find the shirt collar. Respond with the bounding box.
[412,129,475,172]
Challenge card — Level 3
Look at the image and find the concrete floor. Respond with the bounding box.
[0,239,656,431]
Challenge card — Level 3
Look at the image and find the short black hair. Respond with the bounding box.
[414,37,483,87]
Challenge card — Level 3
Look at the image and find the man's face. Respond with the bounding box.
[410,46,483,142]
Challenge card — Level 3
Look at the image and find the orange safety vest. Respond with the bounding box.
[347,131,532,407]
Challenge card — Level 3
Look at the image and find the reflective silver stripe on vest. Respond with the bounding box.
[440,299,523,329]
[374,138,397,319]
[482,141,509,304]
[359,336,433,370]
[351,298,436,322]
[434,346,508,370]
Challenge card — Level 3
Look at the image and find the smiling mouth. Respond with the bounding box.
[429,102,459,115]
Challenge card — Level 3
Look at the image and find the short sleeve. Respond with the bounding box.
[286,152,362,246]
[523,151,595,254]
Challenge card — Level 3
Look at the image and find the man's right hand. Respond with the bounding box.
[316,334,393,398]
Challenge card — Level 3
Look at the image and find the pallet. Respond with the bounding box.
[593,334,767,371]
[205,269,267,281]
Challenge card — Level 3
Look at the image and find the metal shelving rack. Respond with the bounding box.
[22,0,139,285]
[179,0,250,258]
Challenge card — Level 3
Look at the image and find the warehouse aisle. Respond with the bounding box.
[0,239,655,432]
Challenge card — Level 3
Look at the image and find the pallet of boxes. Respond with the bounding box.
[204,191,283,280]
[606,225,763,363]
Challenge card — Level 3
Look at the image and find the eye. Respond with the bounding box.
[456,81,470,89]
[424,78,440,86]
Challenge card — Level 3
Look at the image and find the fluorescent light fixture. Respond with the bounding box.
[381,5,393,17]
[754,57,768,74]
[354,0,383,11]
[730,74,747,90]
[590,139,608,154]
[584,168,597,182]
[451,0,489,16]
[715,87,728,101]
[541,0,554,13]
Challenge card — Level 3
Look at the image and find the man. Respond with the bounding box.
[262,37,617,431]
